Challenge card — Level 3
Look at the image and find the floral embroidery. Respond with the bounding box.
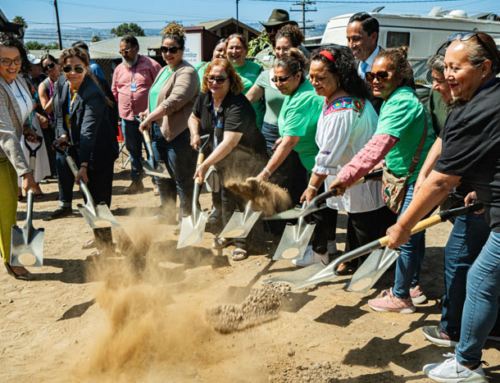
[323,97,365,117]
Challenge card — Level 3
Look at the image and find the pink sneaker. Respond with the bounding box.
[381,285,427,305]
[369,288,416,314]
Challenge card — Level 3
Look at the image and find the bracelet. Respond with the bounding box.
[308,184,318,191]
[263,167,272,176]
[80,164,88,169]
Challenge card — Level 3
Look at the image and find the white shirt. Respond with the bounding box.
[10,79,33,123]
[313,97,384,213]
[357,45,381,80]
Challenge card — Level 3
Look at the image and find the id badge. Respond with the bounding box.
[130,81,137,92]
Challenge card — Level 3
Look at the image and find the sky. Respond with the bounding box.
[4,0,500,33]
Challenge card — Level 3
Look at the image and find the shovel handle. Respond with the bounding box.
[65,155,80,178]
[197,152,205,166]
[142,129,152,144]
[29,156,36,174]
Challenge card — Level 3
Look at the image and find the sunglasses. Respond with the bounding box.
[42,62,56,72]
[271,74,293,83]
[63,65,85,74]
[119,49,132,55]
[160,46,180,54]
[437,32,496,58]
[365,71,393,83]
[0,57,22,67]
[206,76,228,84]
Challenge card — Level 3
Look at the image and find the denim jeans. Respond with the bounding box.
[261,121,280,157]
[456,231,500,366]
[440,212,491,339]
[151,123,196,216]
[122,118,144,183]
[393,183,426,300]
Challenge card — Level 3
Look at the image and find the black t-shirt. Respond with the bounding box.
[435,78,500,232]
[193,91,267,157]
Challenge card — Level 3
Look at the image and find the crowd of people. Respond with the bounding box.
[1,9,499,382]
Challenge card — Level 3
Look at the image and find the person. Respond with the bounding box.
[188,58,267,261]
[301,47,396,266]
[138,22,199,228]
[38,53,61,177]
[346,12,383,113]
[0,33,37,280]
[195,38,226,87]
[52,47,118,234]
[425,54,452,134]
[385,32,500,382]
[329,47,435,312]
[225,33,265,129]
[413,53,496,348]
[26,53,46,89]
[112,35,162,194]
[247,24,304,156]
[71,41,105,80]
[255,9,309,70]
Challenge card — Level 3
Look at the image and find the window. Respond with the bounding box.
[386,31,410,48]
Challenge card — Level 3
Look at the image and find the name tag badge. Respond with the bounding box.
[263,55,272,62]
[130,81,137,92]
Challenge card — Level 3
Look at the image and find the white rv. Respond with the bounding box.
[321,8,500,60]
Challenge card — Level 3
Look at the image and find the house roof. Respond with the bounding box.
[196,18,260,35]
[89,36,162,58]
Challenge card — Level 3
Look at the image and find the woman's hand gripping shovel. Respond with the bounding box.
[265,203,483,291]
[272,170,383,261]
[10,136,45,267]
[53,142,119,247]
[177,134,211,249]
[134,115,170,179]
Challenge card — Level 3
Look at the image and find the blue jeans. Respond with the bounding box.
[456,231,500,366]
[440,212,490,339]
[261,121,280,157]
[393,183,426,300]
[151,123,196,216]
[122,118,144,183]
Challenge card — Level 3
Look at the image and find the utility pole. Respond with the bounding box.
[236,0,240,33]
[54,0,63,49]
[290,1,316,37]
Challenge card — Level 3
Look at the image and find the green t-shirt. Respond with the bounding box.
[149,67,173,113]
[195,61,209,91]
[376,86,436,184]
[278,80,323,172]
[234,60,264,129]
[427,88,447,135]
[255,69,286,126]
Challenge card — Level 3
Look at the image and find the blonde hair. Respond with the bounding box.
[201,59,244,95]
[162,22,186,49]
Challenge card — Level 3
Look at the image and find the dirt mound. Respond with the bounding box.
[206,283,291,334]
[226,177,293,216]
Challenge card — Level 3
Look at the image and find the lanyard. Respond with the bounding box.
[67,87,78,116]
[8,79,29,108]
[130,55,140,80]
[211,102,221,147]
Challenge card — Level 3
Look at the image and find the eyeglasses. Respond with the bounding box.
[160,46,180,54]
[0,57,22,67]
[437,32,497,59]
[206,76,228,84]
[42,62,55,72]
[365,71,393,83]
[119,49,132,55]
[271,74,293,83]
[63,65,85,74]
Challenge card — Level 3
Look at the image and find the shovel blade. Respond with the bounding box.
[219,209,262,238]
[263,204,325,221]
[344,247,401,293]
[142,160,170,179]
[10,225,45,267]
[177,210,209,249]
[263,262,326,285]
[273,221,315,261]
[78,203,119,230]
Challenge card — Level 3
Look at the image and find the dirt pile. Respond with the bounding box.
[226,177,293,216]
[206,282,291,334]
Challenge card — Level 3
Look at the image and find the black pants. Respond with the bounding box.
[308,184,338,254]
[42,124,57,176]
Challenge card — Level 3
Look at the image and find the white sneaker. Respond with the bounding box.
[327,240,337,255]
[423,353,487,382]
[292,245,329,267]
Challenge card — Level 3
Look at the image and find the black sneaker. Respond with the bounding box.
[422,326,459,347]
[45,206,72,221]
[208,207,222,224]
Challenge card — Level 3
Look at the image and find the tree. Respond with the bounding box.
[248,29,271,58]
[12,15,27,26]
[92,35,101,43]
[110,23,145,37]
[25,41,59,50]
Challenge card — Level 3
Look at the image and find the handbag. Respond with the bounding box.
[382,99,429,214]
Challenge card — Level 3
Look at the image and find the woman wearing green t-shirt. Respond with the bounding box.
[226,33,265,129]
[330,47,436,313]
[247,25,304,156]
[138,23,199,228]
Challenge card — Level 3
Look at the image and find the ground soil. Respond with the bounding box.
[1,161,499,383]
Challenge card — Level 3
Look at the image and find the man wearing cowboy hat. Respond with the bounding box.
[255,9,309,69]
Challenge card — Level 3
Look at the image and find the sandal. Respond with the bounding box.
[18,194,24,202]
[4,263,34,281]
[82,238,96,250]
[34,193,44,199]
[212,237,234,250]
[231,249,248,261]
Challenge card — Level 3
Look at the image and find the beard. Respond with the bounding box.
[122,55,139,68]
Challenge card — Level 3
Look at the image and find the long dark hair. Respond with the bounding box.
[311,47,370,99]
[0,33,29,74]
[275,47,308,83]
[376,47,415,89]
